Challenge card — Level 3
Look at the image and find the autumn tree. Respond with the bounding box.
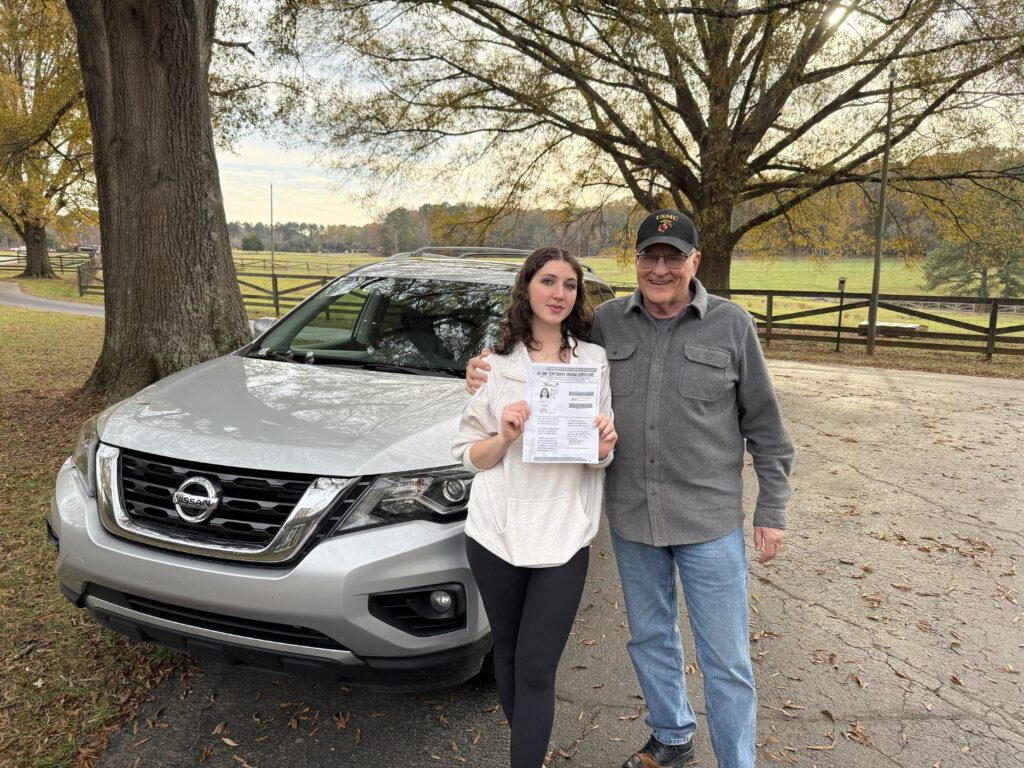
[65,0,251,401]
[917,157,1024,298]
[271,0,1024,289]
[0,0,92,279]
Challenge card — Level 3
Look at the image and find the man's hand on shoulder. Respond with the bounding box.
[465,348,493,395]
[753,526,784,564]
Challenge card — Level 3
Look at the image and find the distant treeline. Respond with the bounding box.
[228,201,641,256]
[226,194,940,260]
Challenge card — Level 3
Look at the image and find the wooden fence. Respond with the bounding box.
[235,272,335,314]
[73,264,1024,359]
[691,288,1022,360]
[233,256,356,274]
[0,252,95,275]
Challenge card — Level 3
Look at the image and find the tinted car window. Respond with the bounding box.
[261,277,507,372]
[585,281,615,309]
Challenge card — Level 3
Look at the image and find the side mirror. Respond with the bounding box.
[252,317,276,338]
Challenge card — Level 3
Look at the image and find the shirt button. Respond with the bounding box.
[651,490,657,497]
[649,424,655,430]
[648,458,655,463]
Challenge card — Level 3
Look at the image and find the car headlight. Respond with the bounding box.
[332,467,473,535]
[72,414,100,497]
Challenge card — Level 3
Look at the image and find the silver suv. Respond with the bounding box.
[49,248,616,691]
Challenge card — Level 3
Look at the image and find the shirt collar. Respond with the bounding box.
[625,278,708,320]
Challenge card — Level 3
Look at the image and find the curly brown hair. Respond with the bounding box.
[493,247,592,356]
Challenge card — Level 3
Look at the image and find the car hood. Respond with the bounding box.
[99,355,473,476]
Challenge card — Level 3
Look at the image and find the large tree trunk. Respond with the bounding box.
[693,198,738,292]
[66,0,250,403]
[17,221,57,279]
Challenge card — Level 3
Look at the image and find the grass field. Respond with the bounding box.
[0,308,183,768]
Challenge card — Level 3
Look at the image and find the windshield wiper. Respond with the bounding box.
[309,358,459,377]
[249,348,297,363]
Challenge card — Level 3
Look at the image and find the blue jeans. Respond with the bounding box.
[610,525,756,768]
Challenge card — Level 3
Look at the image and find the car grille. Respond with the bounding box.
[110,589,348,650]
[119,449,317,548]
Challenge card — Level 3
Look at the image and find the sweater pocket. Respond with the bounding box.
[606,342,637,396]
[504,493,590,567]
[679,344,730,401]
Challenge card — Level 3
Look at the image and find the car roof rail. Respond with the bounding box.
[389,246,597,273]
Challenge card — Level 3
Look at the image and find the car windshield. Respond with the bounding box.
[254,276,508,376]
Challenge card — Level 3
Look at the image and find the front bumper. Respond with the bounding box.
[49,459,490,690]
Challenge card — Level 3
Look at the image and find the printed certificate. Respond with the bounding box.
[522,363,599,463]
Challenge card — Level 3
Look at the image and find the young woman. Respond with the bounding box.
[451,247,616,768]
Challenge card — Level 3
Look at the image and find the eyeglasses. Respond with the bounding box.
[637,250,693,270]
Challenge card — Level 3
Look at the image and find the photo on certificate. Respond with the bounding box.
[522,363,600,463]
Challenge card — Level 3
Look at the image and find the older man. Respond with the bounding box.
[467,210,793,768]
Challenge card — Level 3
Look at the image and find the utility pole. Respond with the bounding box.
[867,69,896,356]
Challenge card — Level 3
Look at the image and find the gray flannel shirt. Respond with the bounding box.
[590,279,794,546]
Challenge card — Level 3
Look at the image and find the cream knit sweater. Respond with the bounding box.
[451,340,613,567]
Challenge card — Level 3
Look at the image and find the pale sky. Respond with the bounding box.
[217,136,372,227]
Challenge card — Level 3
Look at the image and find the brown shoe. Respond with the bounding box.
[622,734,695,768]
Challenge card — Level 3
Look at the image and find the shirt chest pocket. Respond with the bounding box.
[679,344,730,401]
[606,342,637,396]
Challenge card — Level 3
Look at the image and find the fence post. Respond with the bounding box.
[985,299,999,361]
[58,253,64,273]
[272,274,280,316]
[764,293,774,349]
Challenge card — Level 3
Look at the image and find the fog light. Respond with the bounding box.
[429,590,453,613]
[441,479,467,503]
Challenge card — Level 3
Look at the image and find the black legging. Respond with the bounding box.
[466,537,589,768]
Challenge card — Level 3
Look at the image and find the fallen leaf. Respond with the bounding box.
[222,737,240,747]
[844,721,874,748]
[806,730,836,751]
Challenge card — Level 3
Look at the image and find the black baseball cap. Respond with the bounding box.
[635,209,698,254]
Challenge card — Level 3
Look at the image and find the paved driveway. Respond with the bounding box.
[89,361,1023,767]
[0,280,104,317]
